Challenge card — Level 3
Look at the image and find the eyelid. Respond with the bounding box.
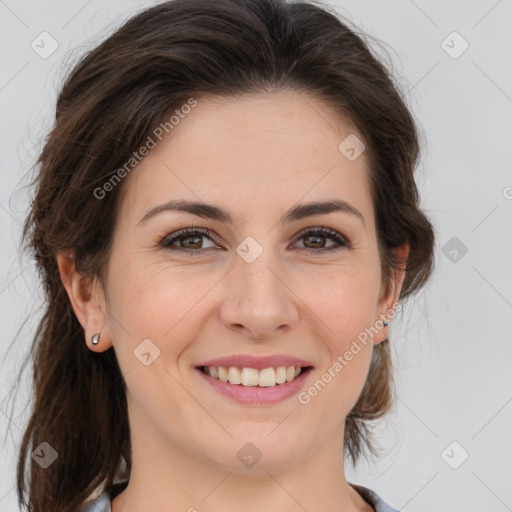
[159,227,220,247]
[292,225,352,248]
[159,225,352,252]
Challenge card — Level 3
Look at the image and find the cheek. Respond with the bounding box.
[303,262,381,340]
[300,306,375,426]
[106,265,206,416]
[298,264,379,398]
[297,334,373,436]
[107,260,218,364]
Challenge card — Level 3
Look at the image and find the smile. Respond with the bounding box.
[199,365,309,387]
[195,354,315,404]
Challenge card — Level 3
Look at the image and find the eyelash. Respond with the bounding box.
[159,226,351,255]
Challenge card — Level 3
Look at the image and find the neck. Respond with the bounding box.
[111,423,372,512]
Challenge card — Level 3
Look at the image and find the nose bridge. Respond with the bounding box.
[239,249,281,303]
[220,239,298,338]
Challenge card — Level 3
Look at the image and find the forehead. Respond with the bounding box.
[118,90,373,226]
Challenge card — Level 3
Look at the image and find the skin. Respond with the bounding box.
[58,90,408,512]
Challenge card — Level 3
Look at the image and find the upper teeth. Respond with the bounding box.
[203,366,302,387]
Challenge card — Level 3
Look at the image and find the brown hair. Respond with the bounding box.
[11,0,435,510]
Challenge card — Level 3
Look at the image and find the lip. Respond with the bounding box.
[196,366,314,405]
[197,354,314,370]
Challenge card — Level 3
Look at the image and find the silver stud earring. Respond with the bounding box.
[383,321,389,326]
[91,333,100,345]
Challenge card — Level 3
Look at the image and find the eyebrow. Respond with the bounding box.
[137,198,365,228]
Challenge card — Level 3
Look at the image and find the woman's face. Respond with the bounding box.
[67,91,405,478]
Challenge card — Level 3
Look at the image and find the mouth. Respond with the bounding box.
[195,364,314,405]
[196,364,314,388]
[194,354,315,404]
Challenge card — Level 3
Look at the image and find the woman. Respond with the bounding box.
[16,0,435,511]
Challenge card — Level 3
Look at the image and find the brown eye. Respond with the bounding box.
[161,228,218,252]
[301,233,333,249]
[293,227,351,253]
[160,226,351,256]
[175,233,203,249]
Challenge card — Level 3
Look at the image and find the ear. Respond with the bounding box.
[373,243,409,344]
[56,251,113,351]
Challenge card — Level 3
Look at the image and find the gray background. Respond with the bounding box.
[1,0,511,510]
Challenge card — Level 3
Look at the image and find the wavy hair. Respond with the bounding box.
[11,0,435,510]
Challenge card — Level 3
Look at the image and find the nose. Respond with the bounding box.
[219,249,299,340]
